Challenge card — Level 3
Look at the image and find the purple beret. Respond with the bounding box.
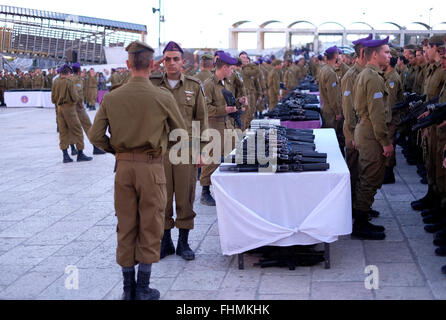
[214,50,224,57]
[218,52,238,65]
[253,61,260,65]
[258,56,264,62]
[266,58,273,64]
[362,36,390,48]
[325,46,339,55]
[163,41,183,54]
[338,48,344,54]
[72,62,81,69]
[352,34,373,46]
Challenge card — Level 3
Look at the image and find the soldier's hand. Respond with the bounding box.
[383,144,394,158]
[226,106,237,114]
[239,97,248,106]
[418,111,430,119]
[352,140,356,149]
[438,120,446,128]
[195,155,205,169]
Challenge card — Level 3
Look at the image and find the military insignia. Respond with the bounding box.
[21,96,29,104]
[344,91,351,97]
[332,82,337,88]
[389,81,395,89]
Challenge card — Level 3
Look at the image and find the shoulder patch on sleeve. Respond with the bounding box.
[344,91,351,97]
[373,92,383,99]
[332,82,337,88]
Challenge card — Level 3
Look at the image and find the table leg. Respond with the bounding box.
[238,254,245,270]
[324,243,331,269]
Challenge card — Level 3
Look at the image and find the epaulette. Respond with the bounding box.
[149,73,163,79]
[184,75,202,85]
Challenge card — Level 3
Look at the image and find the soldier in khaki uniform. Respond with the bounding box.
[23,73,32,90]
[318,46,345,156]
[403,45,417,92]
[6,73,17,90]
[267,60,282,110]
[336,50,350,81]
[200,52,239,206]
[195,53,214,84]
[72,63,106,156]
[88,41,186,300]
[352,37,393,240]
[383,50,404,184]
[283,58,298,92]
[341,34,372,210]
[109,69,121,88]
[150,41,208,261]
[51,65,93,163]
[86,69,98,111]
[240,52,262,129]
[412,36,446,232]
[32,69,44,90]
[413,47,428,95]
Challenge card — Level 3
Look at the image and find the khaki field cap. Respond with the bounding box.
[272,59,283,67]
[125,41,155,54]
[201,53,214,61]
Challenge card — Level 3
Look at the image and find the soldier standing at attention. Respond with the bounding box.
[341,34,372,212]
[0,71,6,106]
[109,68,121,88]
[319,46,345,156]
[88,41,187,300]
[51,65,93,163]
[32,68,44,90]
[195,53,214,84]
[267,59,283,110]
[382,49,404,185]
[352,37,393,240]
[200,52,239,206]
[86,69,98,111]
[150,41,208,261]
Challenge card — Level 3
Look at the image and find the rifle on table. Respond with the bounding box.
[219,162,330,173]
[393,93,426,111]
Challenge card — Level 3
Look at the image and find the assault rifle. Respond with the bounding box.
[412,102,446,131]
[222,88,244,129]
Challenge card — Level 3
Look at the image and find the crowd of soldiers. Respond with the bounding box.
[46,33,446,300]
[317,33,446,276]
[0,66,130,109]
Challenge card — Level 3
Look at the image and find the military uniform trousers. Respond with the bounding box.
[0,88,5,105]
[344,132,359,204]
[115,155,166,267]
[163,154,197,231]
[86,88,97,106]
[56,104,85,151]
[200,117,230,187]
[268,90,278,111]
[385,113,400,169]
[76,103,92,134]
[436,126,446,208]
[354,120,387,211]
[425,126,438,191]
[241,93,256,130]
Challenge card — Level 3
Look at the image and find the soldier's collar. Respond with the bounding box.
[162,73,185,86]
[366,63,384,73]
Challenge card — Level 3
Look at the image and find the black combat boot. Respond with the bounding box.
[411,185,436,211]
[382,167,395,184]
[62,149,73,163]
[176,229,195,261]
[422,208,442,224]
[135,271,160,301]
[425,220,446,234]
[70,144,78,156]
[352,210,386,240]
[160,229,175,259]
[91,104,96,111]
[121,269,136,301]
[442,265,446,275]
[93,145,106,155]
[77,150,93,162]
[369,209,380,218]
[435,246,446,257]
[434,237,446,247]
[201,186,216,207]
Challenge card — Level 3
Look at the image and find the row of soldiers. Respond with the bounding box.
[318,33,446,275]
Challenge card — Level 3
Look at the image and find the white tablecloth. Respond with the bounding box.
[211,129,352,256]
[5,91,55,109]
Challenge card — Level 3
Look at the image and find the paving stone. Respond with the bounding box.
[0,265,32,286]
[416,255,446,282]
[215,288,257,300]
[364,241,414,263]
[196,236,222,255]
[428,279,446,300]
[75,225,115,242]
[0,237,27,251]
[53,241,103,258]
[0,271,62,300]
[259,275,310,296]
[220,269,262,289]
[0,245,62,266]
[0,219,55,238]
[182,254,232,272]
[374,286,434,300]
[36,267,121,300]
[171,271,226,291]
[258,294,310,300]
[374,263,426,287]
[311,282,374,300]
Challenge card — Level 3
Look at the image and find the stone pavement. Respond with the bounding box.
[0,107,445,300]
